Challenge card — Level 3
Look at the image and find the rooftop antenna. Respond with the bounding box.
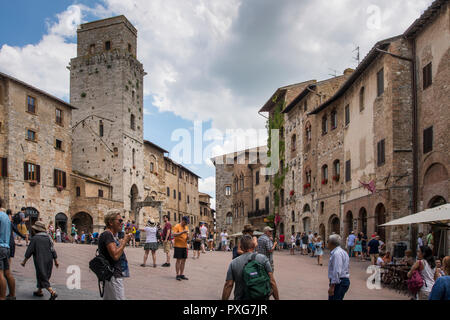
[328,68,338,78]
[353,46,360,66]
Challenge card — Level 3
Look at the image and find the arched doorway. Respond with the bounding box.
[359,207,367,236]
[429,196,447,208]
[375,203,386,241]
[55,213,68,234]
[302,217,311,233]
[72,212,93,234]
[329,215,340,236]
[345,211,353,238]
[130,184,139,221]
[25,207,39,226]
[319,224,326,241]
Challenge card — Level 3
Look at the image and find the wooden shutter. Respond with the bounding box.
[24,162,28,180]
[345,160,351,182]
[54,169,57,186]
[62,171,67,188]
[1,158,7,177]
[36,165,40,182]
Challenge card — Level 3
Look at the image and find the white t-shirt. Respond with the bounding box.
[145,226,158,243]
[56,229,61,236]
[308,233,314,243]
[221,232,228,242]
[376,257,384,266]
[291,235,296,244]
[200,225,208,238]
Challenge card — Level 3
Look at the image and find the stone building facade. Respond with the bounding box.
[199,192,214,229]
[0,72,75,228]
[0,15,206,235]
[213,146,269,236]
[405,0,450,256]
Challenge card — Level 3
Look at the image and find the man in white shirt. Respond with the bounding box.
[200,223,208,253]
[327,234,350,300]
[220,230,228,251]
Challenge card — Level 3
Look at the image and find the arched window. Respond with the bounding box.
[303,204,311,212]
[240,174,244,190]
[226,212,233,225]
[305,168,312,185]
[322,165,328,184]
[234,177,238,192]
[291,210,295,222]
[322,115,328,135]
[333,160,340,181]
[359,87,365,111]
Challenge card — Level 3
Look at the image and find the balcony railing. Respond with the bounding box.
[248,209,269,218]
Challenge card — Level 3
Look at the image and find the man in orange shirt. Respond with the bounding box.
[172,216,190,281]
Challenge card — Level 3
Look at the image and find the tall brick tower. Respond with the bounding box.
[70,16,145,218]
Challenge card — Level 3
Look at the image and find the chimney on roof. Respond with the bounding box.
[343,68,354,76]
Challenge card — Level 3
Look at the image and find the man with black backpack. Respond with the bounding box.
[222,235,279,300]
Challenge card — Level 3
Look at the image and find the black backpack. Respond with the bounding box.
[89,249,114,297]
[13,213,22,225]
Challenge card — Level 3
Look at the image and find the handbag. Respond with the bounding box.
[89,249,114,297]
[407,261,424,295]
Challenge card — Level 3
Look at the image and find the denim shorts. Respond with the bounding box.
[0,247,10,270]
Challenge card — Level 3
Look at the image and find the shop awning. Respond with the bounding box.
[380,204,450,228]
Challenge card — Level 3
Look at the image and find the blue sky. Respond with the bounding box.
[0,0,434,209]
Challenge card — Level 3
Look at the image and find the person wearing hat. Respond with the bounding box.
[21,221,59,300]
[257,226,277,272]
[172,216,190,281]
[141,218,159,268]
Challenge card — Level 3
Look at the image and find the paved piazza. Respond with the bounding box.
[10,243,408,300]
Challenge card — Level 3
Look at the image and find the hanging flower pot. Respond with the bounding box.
[332,175,340,182]
[303,183,311,189]
[289,190,295,197]
[321,179,328,185]
[57,185,64,192]
[29,180,37,187]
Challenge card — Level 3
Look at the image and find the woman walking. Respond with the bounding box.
[236,225,258,257]
[354,234,363,261]
[21,221,59,300]
[141,219,158,268]
[314,236,324,266]
[193,227,202,259]
[407,246,435,300]
[290,234,296,255]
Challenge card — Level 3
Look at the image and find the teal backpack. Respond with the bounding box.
[243,253,272,300]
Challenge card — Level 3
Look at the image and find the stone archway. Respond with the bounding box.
[428,196,447,257]
[375,203,386,241]
[329,215,340,236]
[359,207,368,236]
[55,212,68,234]
[428,196,447,208]
[72,212,93,234]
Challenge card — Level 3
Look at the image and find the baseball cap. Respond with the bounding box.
[263,226,273,232]
[182,216,190,223]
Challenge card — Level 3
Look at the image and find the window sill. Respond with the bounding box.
[55,148,64,152]
[26,111,37,116]
[26,138,37,143]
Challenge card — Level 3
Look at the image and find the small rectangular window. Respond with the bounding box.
[128,43,132,53]
[53,169,66,188]
[55,109,63,125]
[255,199,259,211]
[99,121,104,137]
[76,186,81,197]
[322,115,328,135]
[173,190,176,199]
[178,192,181,201]
[225,186,231,196]
[255,171,260,185]
[377,68,384,97]
[345,104,350,126]
[187,195,190,204]
[27,129,36,142]
[55,139,63,151]
[89,44,95,54]
[167,187,170,196]
[423,63,432,89]
[150,162,154,172]
[27,96,36,113]
[105,41,111,51]
[423,126,433,154]
[98,189,104,197]
[345,160,351,182]
[24,162,39,182]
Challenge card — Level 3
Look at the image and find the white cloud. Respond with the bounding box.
[199,176,215,196]
[0,0,433,131]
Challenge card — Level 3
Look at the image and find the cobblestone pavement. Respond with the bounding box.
[9,243,408,300]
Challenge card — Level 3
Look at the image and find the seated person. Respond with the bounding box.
[401,250,415,267]
[382,251,392,264]
[377,252,386,267]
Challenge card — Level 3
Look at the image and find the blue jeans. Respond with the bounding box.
[329,278,350,300]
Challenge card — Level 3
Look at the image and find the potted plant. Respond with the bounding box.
[289,190,295,197]
[321,179,328,185]
[303,183,311,190]
[56,185,64,192]
[332,175,340,182]
[29,180,37,186]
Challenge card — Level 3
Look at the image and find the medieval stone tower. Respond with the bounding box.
[70,16,145,218]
